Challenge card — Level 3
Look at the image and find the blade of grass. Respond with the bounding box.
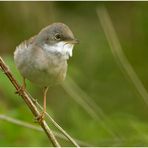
[0,114,90,146]
[97,6,148,107]
[62,76,122,140]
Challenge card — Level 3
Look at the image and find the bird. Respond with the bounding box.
[14,22,78,121]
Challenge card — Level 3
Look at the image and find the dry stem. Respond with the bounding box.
[0,57,60,147]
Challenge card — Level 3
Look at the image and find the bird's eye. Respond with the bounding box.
[55,33,61,40]
[46,37,49,41]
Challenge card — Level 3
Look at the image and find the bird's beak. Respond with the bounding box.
[67,38,79,44]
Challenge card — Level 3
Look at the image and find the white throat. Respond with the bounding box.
[43,41,74,60]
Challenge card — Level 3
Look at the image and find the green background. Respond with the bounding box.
[1,1,148,146]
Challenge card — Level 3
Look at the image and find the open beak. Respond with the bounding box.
[67,38,79,44]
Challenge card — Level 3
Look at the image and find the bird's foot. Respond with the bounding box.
[35,112,45,123]
[15,77,26,96]
[15,85,25,96]
[32,98,38,105]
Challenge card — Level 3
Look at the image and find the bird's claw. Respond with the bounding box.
[35,112,45,123]
[15,86,25,96]
[32,98,38,105]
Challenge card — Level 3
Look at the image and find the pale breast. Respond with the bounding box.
[14,41,68,87]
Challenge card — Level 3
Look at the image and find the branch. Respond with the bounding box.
[0,57,60,147]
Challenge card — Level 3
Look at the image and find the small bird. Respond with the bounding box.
[14,22,78,121]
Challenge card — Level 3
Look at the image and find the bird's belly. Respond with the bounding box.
[14,45,68,87]
[20,61,67,87]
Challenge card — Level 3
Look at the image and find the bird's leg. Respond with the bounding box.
[15,77,26,95]
[43,86,49,115]
[36,86,49,122]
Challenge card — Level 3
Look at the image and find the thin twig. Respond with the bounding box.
[0,114,90,146]
[97,6,148,106]
[0,57,60,147]
[24,85,80,147]
[28,94,80,147]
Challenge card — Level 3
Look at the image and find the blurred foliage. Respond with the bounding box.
[1,1,148,146]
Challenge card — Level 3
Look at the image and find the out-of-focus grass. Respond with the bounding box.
[1,1,148,146]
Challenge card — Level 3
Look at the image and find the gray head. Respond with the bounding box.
[35,23,78,46]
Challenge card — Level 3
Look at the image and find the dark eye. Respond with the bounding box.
[55,33,61,40]
[46,37,49,41]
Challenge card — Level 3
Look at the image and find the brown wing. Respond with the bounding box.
[16,35,37,50]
